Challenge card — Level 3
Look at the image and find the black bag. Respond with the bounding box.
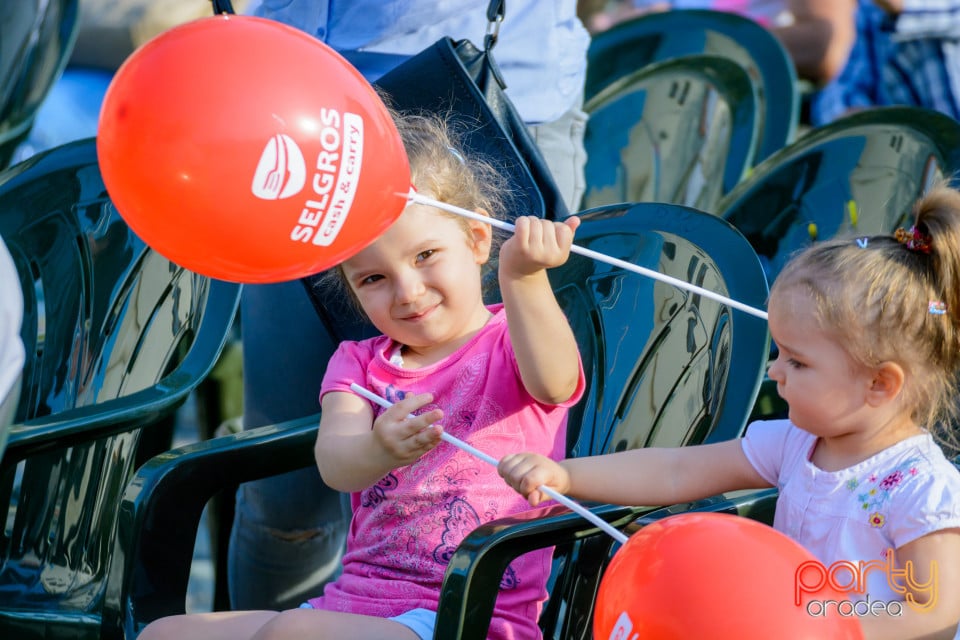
[374,35,566,221]
[211,0,565,221]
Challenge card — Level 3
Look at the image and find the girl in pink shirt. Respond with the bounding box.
[139,111,585,640]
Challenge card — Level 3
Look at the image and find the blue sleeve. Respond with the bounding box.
[810,5,881,125]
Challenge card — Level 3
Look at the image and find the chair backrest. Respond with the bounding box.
[558,202,769,461]
[716,106,960,423]
[586,8,798,163]
[717,106,960,286]
[0,0,79,169]
[0,138,241,639]
[432,201,771,640]
[581,53,759,212]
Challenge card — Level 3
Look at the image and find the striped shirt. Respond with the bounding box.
[812,0,960,125]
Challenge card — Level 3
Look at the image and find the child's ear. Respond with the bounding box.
[468,209,493,264]
[866,362,905,407]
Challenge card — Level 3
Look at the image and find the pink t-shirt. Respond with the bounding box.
[308,304,585,640]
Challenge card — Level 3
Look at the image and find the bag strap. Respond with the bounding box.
[485,0,505,51]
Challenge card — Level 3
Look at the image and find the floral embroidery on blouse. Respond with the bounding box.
[847,457,922,529]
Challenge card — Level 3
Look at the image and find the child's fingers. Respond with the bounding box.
[498,453,552,497]
[373,394,443,464]
[388,392,436,418]
[401,421,443,456]
[559,216,580,245]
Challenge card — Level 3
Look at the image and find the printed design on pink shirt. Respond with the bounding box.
[360,473,399,507]
[845,457,922,529]
[433,496,519,589]
[433,497,483,563]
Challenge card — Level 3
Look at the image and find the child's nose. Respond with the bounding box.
[394,271,425,303]
[766,358,783,382]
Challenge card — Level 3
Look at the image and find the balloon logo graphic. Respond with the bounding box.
[251,134,307,201]
[97,15,411,283]
[594,513,864,640]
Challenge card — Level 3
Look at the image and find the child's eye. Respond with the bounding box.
[787,358,805,369]
[359,274,383,286]
[416,249,437,262]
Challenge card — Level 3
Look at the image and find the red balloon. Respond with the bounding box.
[594,513,864,640]
[97,15,410,283]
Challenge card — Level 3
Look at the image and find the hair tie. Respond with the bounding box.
[894,226,932,254]
[929,301,948,315]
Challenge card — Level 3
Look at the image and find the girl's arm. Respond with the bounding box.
[857,530,960,639]
[314,390,443,492]
[498,215,582,405]
[499,439,771,507]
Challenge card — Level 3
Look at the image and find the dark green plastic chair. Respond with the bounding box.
[110,201,770,640]
[717,106,960,280]
[0,138,241,640]
[0,0,79,169]
[586,8,799,163]
[715,106,960,420]
[581,53,759,212]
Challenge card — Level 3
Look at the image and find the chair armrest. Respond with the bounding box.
[101,412,319,639]
[433,488,780,640]
[626,488,779,531]
[434,501,654,640]
[2,280,240,459]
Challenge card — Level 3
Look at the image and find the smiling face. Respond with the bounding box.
[339,203,493,365]
[766,287,877,439]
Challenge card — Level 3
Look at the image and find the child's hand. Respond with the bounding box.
[498,452,571,506]
[499,216,581,279]
[372,392,443,467]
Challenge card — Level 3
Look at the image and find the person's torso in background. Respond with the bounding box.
[245,0,590,124]
[633,0,792,26]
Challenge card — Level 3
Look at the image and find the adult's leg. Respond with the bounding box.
[228,281,349,610]
[526,93,588,214]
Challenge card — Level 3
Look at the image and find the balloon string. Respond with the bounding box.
[405,189,769,321]
[348,382,630,545]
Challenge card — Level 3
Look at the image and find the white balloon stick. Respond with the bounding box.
[406,189,769,321]
[349,382,629,545]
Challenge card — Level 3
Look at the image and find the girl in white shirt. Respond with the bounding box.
[500,181,960,639]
